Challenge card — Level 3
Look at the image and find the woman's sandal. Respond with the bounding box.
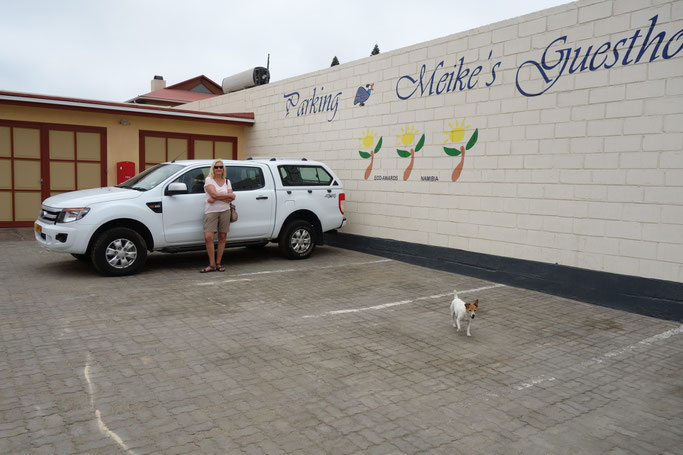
[200,265,216,273]
[216,264,226,272]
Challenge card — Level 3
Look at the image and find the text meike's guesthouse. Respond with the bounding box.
[183,0,683,319]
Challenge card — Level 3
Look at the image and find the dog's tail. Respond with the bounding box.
[453,288,458,298]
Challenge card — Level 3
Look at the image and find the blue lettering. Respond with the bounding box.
[445,70,456,92]
[568,45,593,73]
[590,42,611,70]
[663,30,683,58]
[320,93,331,112]
[635,16,666,63]
[283,92,300,117]
[516,36,570,97]
[395,61,446,99]
[394,14,683,101]
[468,66,482,89]
[308,87,318,114]
[328,92,341,122]
[422,61,444,96]
[298,99,309,116]
[622,29,642,65]
[486,61,501,87]
[284,87,342,122]
[453,57,470,91]
[436,72,449,95]
[396,73,419,100]
[604,38,626,69]
[395,50,501,99]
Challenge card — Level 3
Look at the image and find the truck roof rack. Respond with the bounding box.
[245,157,310,162]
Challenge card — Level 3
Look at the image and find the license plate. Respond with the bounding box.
[35,223,42,235]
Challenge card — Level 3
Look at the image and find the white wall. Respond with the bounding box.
[188,0,683,283]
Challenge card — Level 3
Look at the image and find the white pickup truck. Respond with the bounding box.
[34,158,346,276]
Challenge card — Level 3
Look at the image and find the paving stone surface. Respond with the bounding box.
[1,228,682,454]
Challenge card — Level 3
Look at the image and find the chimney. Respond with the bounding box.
[151,75,166,91]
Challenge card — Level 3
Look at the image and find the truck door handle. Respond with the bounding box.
[308,190,312,194]
[256,196,268,200]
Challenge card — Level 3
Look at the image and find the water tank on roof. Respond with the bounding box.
[222,67,270,93]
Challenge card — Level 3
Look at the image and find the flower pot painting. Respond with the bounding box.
[356,121,479,182]
[443,120,478,182]
[358,130,382,180]
[396,125,425,181]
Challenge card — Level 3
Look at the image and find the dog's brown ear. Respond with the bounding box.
[473,299,479,307]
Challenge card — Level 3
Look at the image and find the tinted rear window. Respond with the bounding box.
[278,165,333,186]
[226,166,266,191]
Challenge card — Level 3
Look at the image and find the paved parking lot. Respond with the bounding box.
[1,229,682,454]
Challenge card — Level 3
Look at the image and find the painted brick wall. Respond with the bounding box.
[188,0,683,283]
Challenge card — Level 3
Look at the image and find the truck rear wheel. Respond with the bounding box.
[279,220,315,259]
[90,227,147,276]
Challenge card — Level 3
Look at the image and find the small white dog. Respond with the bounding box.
[450,289,479,337]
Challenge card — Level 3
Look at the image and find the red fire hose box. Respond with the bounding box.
[117,161,135,184]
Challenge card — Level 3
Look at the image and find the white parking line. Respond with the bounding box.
[231,258,392,277]
[580,324,683,367]
[302,283,506,319]
[515,375,557,390]
[514,324,683,391]
[196,278,253,286]
[195,258,392,286]
[84,354,136,455]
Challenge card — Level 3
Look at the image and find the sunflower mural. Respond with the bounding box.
[396,125,425,181]
[358,129,383,180]
[443,120,478,182]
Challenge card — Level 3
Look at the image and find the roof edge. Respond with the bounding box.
[0,90,254,124]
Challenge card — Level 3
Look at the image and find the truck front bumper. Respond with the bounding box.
[34,220,91,254]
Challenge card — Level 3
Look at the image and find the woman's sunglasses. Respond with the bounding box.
[214,166,224,169]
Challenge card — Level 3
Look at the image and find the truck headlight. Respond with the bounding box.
[57,207,90,223]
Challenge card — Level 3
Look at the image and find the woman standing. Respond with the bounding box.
[200,160,235,273]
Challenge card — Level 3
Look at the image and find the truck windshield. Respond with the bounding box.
[116,164,185,191]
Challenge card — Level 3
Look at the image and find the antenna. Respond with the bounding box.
[169,149,187,163]
[267,53,270,71]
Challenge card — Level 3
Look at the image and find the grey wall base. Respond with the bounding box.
[326,232,683,322]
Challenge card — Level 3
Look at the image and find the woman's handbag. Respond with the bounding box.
[229,203,238,222]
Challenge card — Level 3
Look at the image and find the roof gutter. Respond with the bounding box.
[0,92,255,125]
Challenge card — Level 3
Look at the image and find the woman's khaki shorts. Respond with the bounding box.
[203,210,230,233]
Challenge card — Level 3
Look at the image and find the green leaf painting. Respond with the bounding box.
[415,134,425,152]
[359,133,383,179]
[466,128,479,150]
[444,147,462,157]
[397,149,411,158]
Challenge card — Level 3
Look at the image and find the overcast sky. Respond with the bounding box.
[0,0,569,102]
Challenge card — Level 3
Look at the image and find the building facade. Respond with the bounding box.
[0,91,253,226]
[185,0,683,315]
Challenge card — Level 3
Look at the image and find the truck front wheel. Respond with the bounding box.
[90,227,147,276]
[279,220,315,259]
[71,253,90,262]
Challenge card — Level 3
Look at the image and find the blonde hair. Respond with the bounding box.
[207,159,225,181]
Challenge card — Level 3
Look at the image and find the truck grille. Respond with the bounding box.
[39,206,60,224]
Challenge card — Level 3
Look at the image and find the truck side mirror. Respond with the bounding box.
[165,182,188,196]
